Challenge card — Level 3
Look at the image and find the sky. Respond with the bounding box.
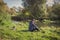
[3,0,23,8]
[3,0,55,8]
[46,0,54,6]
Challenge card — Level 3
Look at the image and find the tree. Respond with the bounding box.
[0,0,11,26]
[47,3,60,21]
[53,4,60,18]
[22,0,48,19]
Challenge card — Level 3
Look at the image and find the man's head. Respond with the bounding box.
[32,19,35,21]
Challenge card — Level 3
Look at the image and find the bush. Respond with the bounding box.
[0,12,12,26]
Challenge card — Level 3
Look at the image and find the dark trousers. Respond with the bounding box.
[30,27,39,32]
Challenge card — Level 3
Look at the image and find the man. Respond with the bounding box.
[29,19,39,32]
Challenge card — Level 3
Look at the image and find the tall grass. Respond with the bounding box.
[0,21,60,40]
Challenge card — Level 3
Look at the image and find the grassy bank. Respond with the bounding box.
[0,21,60,40]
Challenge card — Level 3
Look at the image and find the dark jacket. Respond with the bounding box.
[29,21,38,31]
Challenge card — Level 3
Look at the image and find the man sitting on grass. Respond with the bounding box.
[29,19,39,32]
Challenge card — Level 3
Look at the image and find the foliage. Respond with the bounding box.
[48,4,60,20]
[0,0,12,26]
[52,4,60,18]
[22,0,48,19]
[0,12,12,26]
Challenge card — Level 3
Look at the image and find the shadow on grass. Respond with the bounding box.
[20,30,29,32]
[17,30,40,32]
[17,30,29,32]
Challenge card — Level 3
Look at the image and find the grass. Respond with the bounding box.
[0,21,60,40]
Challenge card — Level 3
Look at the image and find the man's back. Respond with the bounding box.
[29,21,34,31]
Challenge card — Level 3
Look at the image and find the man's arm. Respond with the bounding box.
[32,21,38,28]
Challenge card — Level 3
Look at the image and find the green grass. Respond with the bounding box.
[0,21,60,40]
